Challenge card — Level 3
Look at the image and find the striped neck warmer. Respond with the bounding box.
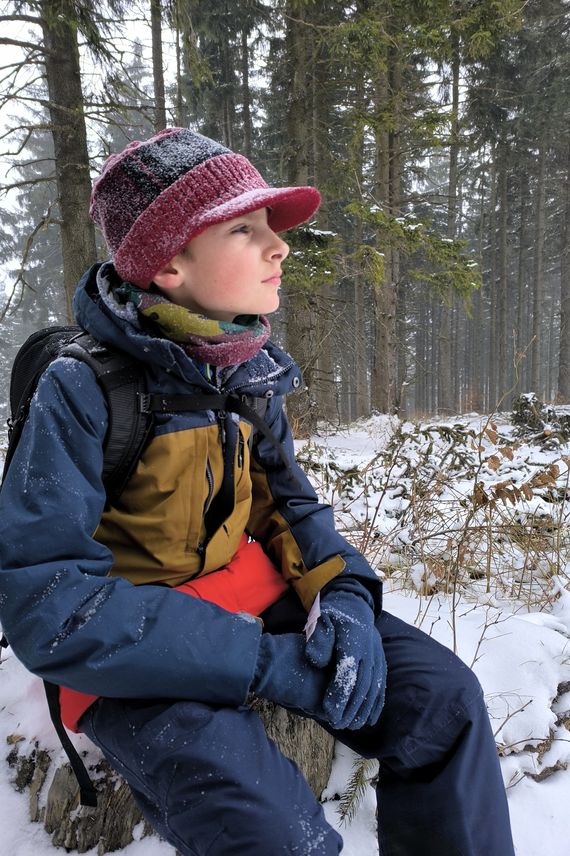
[114,281,270,368]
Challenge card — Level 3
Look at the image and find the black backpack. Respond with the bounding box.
[3,325,153,500]
[0,324,282,807]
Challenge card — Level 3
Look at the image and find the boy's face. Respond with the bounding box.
[153,208,290,321]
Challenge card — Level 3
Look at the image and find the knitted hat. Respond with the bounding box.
[90,127,321,288]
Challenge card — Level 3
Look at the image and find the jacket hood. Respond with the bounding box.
[73,262,303,397]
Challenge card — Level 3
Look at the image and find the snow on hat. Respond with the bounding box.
[90,127,321,288]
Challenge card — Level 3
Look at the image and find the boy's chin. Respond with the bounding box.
[261,295,281,316]
[212,297,279,321]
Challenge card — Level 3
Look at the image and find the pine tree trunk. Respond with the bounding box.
[557,136,570,400]
[547,299,556,400]
[310,27,337,424]
[414,294,427,415]
[469,166,486,413]
[150,0,167,131]
[39,0,97,321]
[470,288,484,412]
[174,4,186,126]
[452,298,461,409]
[438,305,452,415]
[371,53,396,414]
[531,136,547,396]
[439,35,460,416]
[430,302,440,413]
[282,0,318,436]
[241,27,252,157]
[497,148,509,405]
[351,72,370,419]
[221,38,235,148]
[175,2,194,128]
[389,48,403,414]
[396,282,407,416]
[487,152,498,409]
[515,169,529,396]
[354,275,369,417]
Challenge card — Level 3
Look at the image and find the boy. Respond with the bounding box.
[0,128,515,855]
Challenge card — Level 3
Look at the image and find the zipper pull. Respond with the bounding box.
[196,541,206,569]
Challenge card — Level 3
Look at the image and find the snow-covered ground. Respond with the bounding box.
[2,411,570,854]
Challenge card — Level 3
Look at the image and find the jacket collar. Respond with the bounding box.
[73,262,303,397]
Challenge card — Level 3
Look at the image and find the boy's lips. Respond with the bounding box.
[263,272,282,284]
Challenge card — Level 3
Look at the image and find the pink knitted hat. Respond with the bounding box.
[90,127,321,288]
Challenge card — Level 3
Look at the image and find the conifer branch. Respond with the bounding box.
[337,757,379,825]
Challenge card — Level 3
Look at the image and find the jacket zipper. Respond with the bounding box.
[204,459,214,513]
[237,431,244,469]
[196,460,214,564]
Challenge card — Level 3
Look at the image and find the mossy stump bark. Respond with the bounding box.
[7,702,334,854]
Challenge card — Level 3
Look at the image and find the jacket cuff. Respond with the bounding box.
[290,555,346,611]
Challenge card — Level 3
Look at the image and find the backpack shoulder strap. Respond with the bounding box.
[0,636,98,806]
[43,682,98,807]
[60,333,153,500]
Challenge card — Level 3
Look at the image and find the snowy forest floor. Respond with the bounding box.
[2,406,570,855]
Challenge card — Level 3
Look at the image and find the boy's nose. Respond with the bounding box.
[269,234,290,260]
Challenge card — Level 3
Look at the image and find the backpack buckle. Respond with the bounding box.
[138,393,151,413]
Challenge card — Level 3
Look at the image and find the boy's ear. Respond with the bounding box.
[152,259,184,292]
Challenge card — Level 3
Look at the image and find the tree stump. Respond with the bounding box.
[7,702,335,854]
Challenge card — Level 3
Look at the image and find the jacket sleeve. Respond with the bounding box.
[246,395,382,613]
[0,358,262,704]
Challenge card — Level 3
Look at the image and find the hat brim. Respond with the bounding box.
[191,185,321,235]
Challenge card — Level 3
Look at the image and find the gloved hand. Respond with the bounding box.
[305,579,386,730]
[251,632,331,722]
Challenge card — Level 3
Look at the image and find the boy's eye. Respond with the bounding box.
[232,224,251,234]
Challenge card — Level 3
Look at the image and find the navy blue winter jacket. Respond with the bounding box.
[0,262,381,709]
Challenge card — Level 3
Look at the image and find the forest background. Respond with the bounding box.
[1,0,569,433]
[2,4,570,850]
